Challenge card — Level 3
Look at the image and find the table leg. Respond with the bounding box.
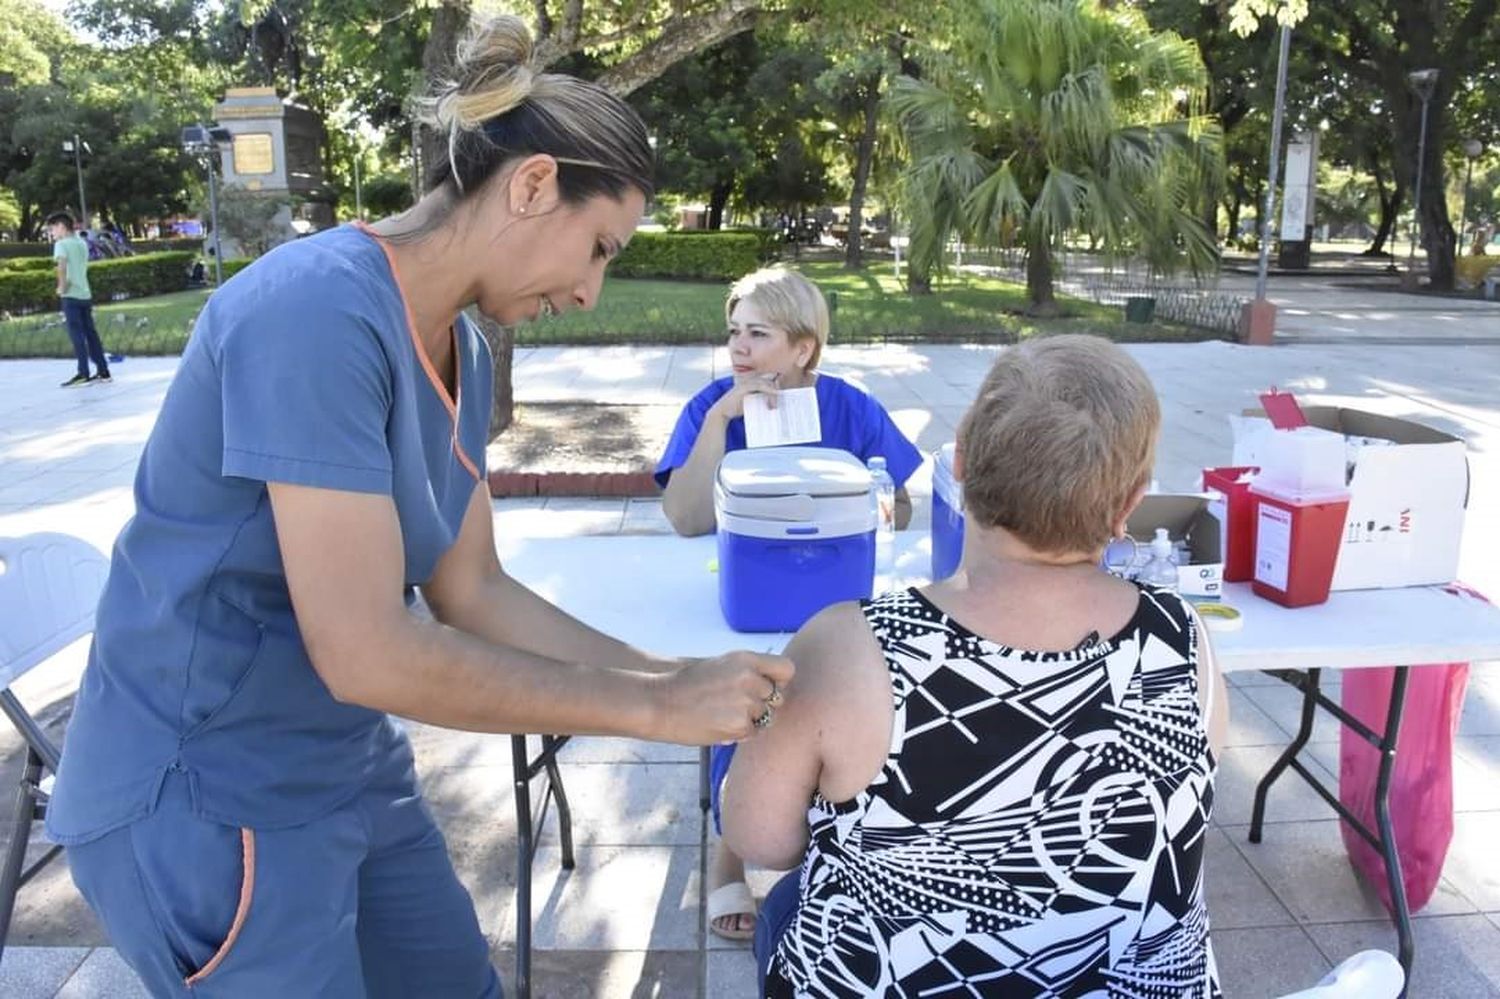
[542,735,576,871]
[699,746,711,814]
[511,734,534,999]
[1374,667,1414,983]
[1242,667,1416,994]
[1249,668,1322,843]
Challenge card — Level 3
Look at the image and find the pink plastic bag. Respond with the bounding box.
[1338,660,1470,914]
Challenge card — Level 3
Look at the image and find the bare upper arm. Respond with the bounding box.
[267,482,409,700]
[721,601,887,867]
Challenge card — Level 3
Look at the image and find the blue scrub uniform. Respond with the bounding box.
[654,372,922,490]
[656,372,922,832]
[48,224,502,998]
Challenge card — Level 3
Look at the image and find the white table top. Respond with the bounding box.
[496,533,1500,674]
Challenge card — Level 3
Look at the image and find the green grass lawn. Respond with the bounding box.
[515,262,1223,345]
[0,290,210,358]
[0,262,1222,360]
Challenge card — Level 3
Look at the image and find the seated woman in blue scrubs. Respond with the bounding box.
[655,267,923,537]
[654,267,922,941]
[46,15,791,998]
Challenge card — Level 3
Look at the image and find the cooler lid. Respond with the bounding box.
[717,447,871,499]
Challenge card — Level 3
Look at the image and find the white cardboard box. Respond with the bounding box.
[1127,495,1225,598]
[1234,408,1468,591]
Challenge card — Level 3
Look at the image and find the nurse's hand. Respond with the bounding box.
[710,372,780,421]
[654,651,795,744]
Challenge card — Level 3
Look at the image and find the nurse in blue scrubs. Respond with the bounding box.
[46,15,792,997]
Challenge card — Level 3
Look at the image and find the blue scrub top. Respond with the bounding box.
[654,373,922,490]
[48,224,492,843]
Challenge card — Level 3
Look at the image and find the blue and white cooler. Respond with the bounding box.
[714,447,875,633]
[931,442,965,581]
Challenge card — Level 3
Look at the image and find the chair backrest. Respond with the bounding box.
[1276,950,1405,999]
[0,533,110,690]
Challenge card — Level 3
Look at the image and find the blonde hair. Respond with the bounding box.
[725,268,830,370]
[414,14,653,204]
[957,335,1160,555]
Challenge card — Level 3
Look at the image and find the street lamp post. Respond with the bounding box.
[1405,69,1439,287]
[61,133,90,229]
[1461,138,1484,254]
[181,124,233,285]
[1239,21,1293,346]
[1255,24,1294,303]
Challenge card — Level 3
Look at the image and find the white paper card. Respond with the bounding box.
[1255,503,1292,592]
[744,387,821,448]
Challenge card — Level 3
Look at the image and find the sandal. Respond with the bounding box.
[707,881,757,941]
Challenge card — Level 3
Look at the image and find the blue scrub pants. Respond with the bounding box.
[66,767,501,998]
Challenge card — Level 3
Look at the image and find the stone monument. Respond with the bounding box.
[213,86,335,232]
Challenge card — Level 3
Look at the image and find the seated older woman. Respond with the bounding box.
[722,334,1229,997]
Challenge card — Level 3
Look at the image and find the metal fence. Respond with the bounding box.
[958,248,1247,338]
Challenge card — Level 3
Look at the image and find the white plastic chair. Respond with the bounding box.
[1276,950,1406,999]
[0,533,109,963]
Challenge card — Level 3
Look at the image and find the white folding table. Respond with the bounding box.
[496,533,1500,995]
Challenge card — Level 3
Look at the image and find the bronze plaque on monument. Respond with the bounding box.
[233,132,275,175]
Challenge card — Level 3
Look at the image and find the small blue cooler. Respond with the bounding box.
[931,442,965,580]
[715,447,875,633]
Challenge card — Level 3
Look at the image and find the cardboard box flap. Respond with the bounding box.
[1298,406,1462,446]
[1127,495,1222,564]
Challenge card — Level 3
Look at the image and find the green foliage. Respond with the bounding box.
[206,185,295,258]
[0,250,191,313]
[0,257,56,272]
[0,242,51,259]
[0,0,72,87]
[0,267,52,313]
[611,232,761,280]
[1227,0,1309,36]
[0,188,22,237]
[220,257,255,281]
[359,173,414,218]
[890,0,1223,308]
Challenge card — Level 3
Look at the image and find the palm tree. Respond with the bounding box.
[889,0,1223,314]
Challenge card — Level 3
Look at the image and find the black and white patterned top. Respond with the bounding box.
[765,585,1220,998]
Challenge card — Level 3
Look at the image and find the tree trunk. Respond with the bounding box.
[1367,180,1402,257]
[907,260,932,296]
[1421,199,1458,290]
[418,1,471,192]
[1224,193,1241,246]
[707,179,733,231]
[478,318,515,442]
[1025,234,1059,316]
[844,69,882,271]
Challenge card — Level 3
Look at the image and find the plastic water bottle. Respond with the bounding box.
[1139,527,1180,592]
[868,456,896,593]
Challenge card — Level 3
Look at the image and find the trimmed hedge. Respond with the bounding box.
[0,242,51,259]
[0,257,57,273]
[219,258,254,281]
[135,237,205,254]
[0,251,193,313]
[612,232,760,280]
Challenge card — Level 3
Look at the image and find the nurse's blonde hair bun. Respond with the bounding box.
[420,14,535,133]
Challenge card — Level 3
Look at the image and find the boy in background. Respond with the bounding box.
[48,211,111,387]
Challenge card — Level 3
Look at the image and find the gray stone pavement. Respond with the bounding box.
[2,314,1500,995]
